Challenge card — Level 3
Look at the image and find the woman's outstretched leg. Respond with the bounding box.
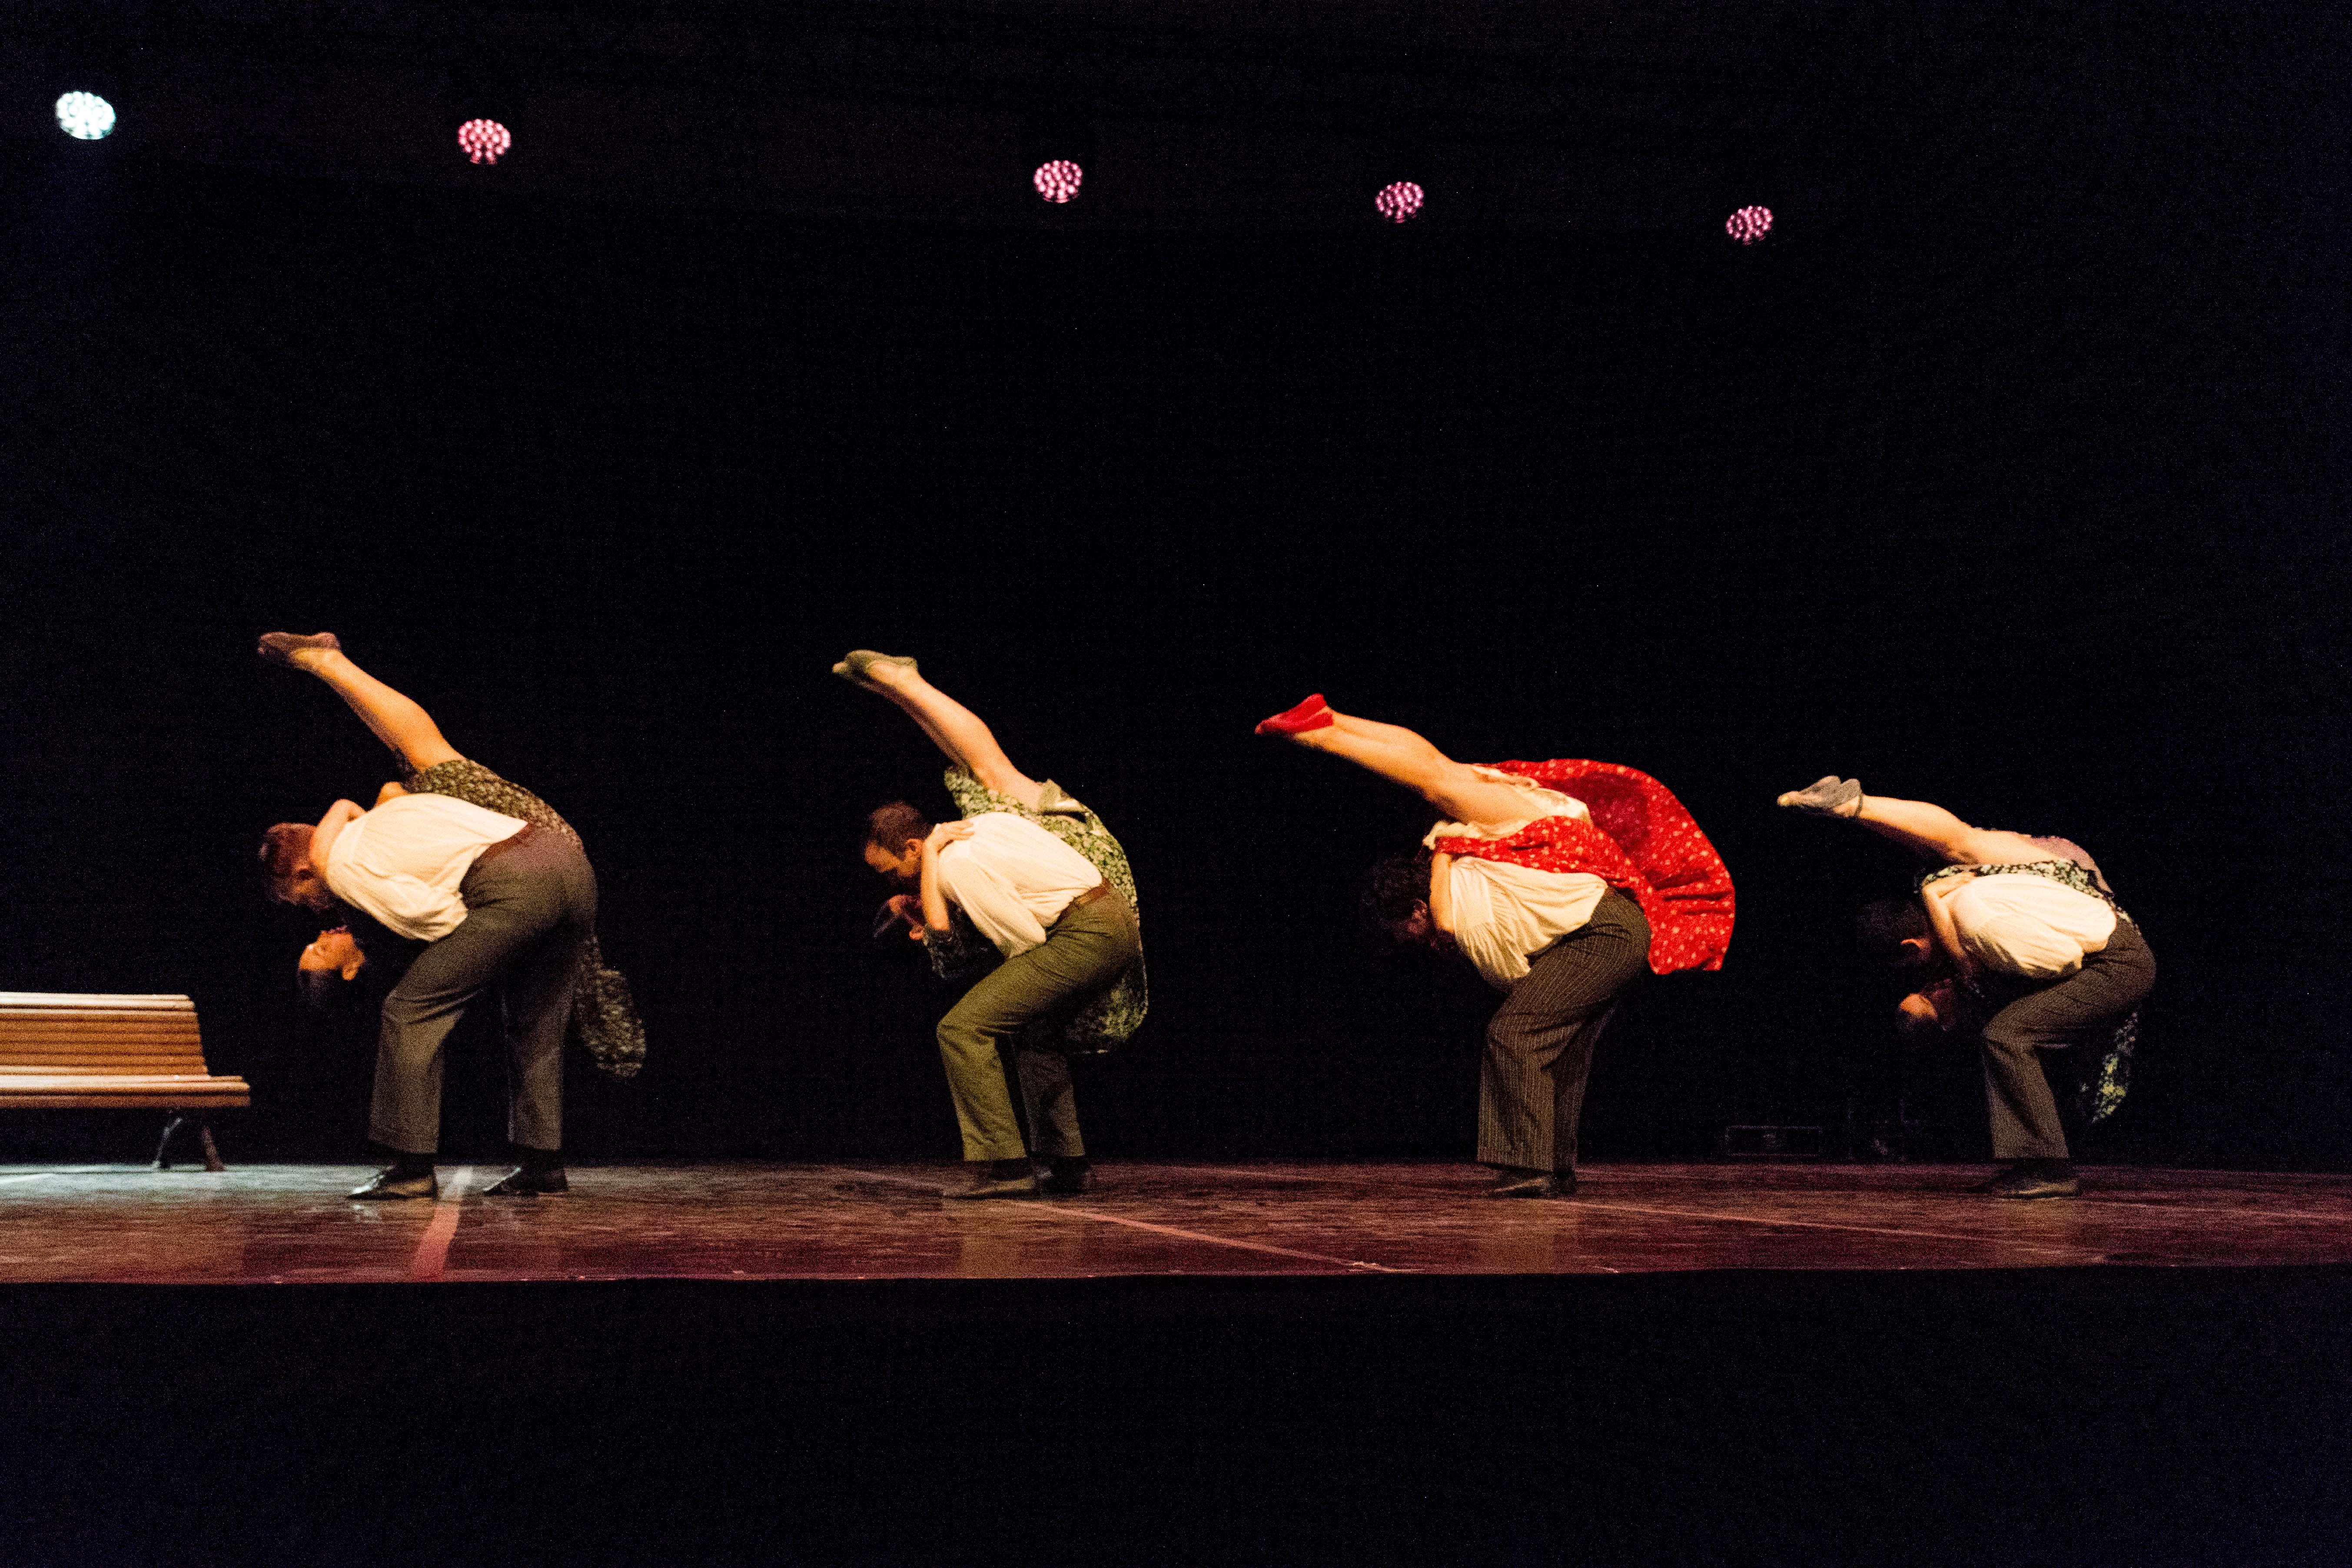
[850,657,1044,809]
[1778,775,2050,866]
[258,634,462,774]
[1259,696,1532,827]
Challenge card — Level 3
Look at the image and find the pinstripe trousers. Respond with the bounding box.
[1477,890,1651,1175]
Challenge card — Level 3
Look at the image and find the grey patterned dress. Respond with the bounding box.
[923,765,1147,1055]
[1919,857,2136,1124]
[405,758,647,1080]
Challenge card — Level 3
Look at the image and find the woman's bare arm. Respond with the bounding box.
[1426,851,1457,933]
[309,799,365,867]
[1921,875,1978,981]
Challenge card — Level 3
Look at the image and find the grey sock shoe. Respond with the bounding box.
[836,649,918,686]
[1777,775,1863,817]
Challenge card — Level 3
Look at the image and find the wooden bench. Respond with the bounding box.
[0,993,251,1170]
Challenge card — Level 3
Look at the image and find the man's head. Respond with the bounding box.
[1361,850,1443,949]
[259,822,334,912]
[861,801,933,889]
[1856,896,1934,969]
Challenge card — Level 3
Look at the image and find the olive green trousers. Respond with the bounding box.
[935,891,1140,1162]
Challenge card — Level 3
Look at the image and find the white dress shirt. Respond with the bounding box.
[933,813,1106,958]
[321,793,527,941]
[1446,857,1611,991]
[1948,874,2117,980]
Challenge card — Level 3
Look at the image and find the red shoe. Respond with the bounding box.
[1255,694,1335,735]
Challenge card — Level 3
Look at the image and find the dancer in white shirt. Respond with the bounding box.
[841,650,1143,1199]
[258,634,598,1200]
[1779,776,2156,1199]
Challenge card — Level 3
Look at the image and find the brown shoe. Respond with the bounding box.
[1979,1159,2079,1199]
[944,1158,1039,1200]
[1488,1168,1577,1199]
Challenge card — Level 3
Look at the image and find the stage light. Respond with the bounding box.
[1375,181,1425,224]
[1033,159,1083,204]
[1727,205,1774,245]
[54,92,116,141]
[457,118,513,165]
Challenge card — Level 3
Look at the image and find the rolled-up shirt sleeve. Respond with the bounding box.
[323,854,466,941]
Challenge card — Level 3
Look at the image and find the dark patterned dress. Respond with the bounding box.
[920,766,1147,1055]
[405,758,647,1080]
[1918,857,2137,1124]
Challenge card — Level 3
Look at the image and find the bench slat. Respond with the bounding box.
[0,1055,208,1066]
[0,1072,251,1110]
[0,995,239,1111]
[1,1035,209,1047]
[0,1000,197,1012]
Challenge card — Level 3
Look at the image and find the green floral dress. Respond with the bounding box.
[406,758,647,1080]
[1919,859,2136,1124]
[926,766,1147,1055]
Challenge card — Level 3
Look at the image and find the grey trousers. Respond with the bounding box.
[369,829,598,1156]
[935,890,1140,1163]
[1478,890,1652,1176]
[1980,916,2156,1160]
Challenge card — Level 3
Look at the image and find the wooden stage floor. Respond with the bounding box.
[7,1159,2352,1283]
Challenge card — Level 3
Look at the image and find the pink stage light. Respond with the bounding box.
[458,119,513,166]
[1726,205,1773,244]
[1375,181,1425,224]
[1033,159,1083,203]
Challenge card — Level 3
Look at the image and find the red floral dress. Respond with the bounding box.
[1428,760,1735,975]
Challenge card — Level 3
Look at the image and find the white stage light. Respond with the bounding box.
[55,92,116,141]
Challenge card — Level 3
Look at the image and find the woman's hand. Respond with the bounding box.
[374,780,411,807]
[884,893,927,940]
[923,820,977,855]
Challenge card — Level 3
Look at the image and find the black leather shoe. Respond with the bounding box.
[349,1166,437,1201]
[1980,1160,2079,1199]
[1488,1169,1576,1199]
[1040,1157,1092,1196]
[482,1166,568,1197]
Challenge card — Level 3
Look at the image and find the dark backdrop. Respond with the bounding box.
[3,6,2347,1170]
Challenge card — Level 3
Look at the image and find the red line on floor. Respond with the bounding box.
[406,1166,475,1281]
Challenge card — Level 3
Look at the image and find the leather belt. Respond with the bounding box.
[470,822,537,869]
[1058,881,1113,917]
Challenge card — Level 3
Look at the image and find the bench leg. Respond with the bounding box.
[152,1113,186,1171]
[199,1123,226,1173]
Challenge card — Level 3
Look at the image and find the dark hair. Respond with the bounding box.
[258,822,314,903]
[1855,896,1930,966]
[298,967,357,1014]
[863,801,933,854]
[1360,849,1434,938]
